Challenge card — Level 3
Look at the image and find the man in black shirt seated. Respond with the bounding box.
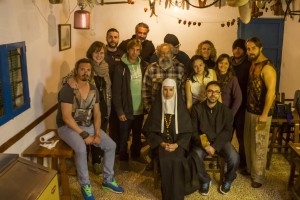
[190,81,239,195]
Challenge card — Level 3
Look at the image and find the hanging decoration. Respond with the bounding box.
[184,0,220,8]
[149,0,158,17]
[177,18,237,28]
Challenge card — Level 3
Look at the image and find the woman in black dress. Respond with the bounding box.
[143,78,193,200]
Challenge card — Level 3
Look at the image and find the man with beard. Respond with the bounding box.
[105,28,124,78]
[142,43,185,113]
[118,22,155,63]
[190,81,239,195]
[150,34,190,69]
[230,39,251,172]
[243,37,276,188]
[56,58,124,199]
[105,28,124,155]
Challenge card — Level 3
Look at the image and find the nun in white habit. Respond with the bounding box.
[143,78,193,200]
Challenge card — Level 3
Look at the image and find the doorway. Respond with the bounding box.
[238,18,284,91]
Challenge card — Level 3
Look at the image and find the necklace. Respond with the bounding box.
[164,114,173,133]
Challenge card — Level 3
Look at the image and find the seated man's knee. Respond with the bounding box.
[75,142,88,155]
[193,147,206,160]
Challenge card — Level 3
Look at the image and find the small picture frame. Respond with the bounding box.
[58,24,71,51]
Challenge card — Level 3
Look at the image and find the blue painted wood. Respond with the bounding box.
[0,42,30,125]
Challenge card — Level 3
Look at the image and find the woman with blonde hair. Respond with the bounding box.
[195,40,217,69]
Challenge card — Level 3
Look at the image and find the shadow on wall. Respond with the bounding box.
[41,60,71,129]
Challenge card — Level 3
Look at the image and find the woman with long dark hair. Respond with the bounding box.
[185,55,217,111]
[215,53,242,117]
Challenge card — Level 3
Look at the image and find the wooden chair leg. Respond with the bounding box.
[153,158,159,189]
[267,125,279,170]
[219,156,225,182]
[289,161,296,189]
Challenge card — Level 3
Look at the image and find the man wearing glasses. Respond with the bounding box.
[190,81,239,195]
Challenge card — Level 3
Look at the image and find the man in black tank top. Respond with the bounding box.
[243,37,276,188]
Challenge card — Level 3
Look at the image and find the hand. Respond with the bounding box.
[118,114,127,121]
[160,142,167,148]
[258,115,267,123]
[165,143,178,152]
[67,78,78,89]
[205,145,216,155]
[93,135,101,144]
[84,136,94,145]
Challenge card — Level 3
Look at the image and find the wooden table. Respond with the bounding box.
[22,129,73,200]
[267,110,300,169]
[289,143,300,200]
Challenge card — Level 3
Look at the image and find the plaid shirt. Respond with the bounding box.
[142,59,186,112]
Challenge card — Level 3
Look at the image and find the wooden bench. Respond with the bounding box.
[22,129,74,200]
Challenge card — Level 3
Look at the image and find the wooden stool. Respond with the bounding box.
[204,154,225,183]
[22,129,74,200]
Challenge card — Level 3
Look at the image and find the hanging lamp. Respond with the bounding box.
[74,1,90,29]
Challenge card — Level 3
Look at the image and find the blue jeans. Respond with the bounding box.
[193,142,240,183]
[119,114,144,160]
[58,125,116,185]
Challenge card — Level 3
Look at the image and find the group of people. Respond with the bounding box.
[56,22,277,200]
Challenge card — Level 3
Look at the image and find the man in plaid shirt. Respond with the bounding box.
[142,43,186,113]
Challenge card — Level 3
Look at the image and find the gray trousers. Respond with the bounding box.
[244,111,272,184]
[58,125,116,185]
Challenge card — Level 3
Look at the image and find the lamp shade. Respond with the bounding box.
[74,9,90,29]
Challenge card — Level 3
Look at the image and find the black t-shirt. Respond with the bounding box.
[56,84,99,127]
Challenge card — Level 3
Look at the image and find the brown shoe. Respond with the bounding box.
[251,181,262,188]
[131,156,148,164]
[240,169,251,176]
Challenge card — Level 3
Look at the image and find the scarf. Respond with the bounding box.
[93,60,112,116]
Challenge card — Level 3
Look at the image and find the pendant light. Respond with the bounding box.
[74,1,90,29]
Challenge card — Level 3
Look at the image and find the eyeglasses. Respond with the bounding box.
[207,89,221,95]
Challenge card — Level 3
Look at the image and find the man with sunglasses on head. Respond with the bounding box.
[190,81,239,196]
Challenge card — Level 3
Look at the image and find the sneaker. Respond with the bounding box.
[199,180,211,196]
[93,163,102,175]
[102,178,124,193]
[81,184,95,200]
[220,180,232,194]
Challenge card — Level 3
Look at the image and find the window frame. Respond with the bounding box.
[0,41,30,125]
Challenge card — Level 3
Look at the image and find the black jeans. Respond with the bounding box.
[233,106,247,168]
[119,114,144,161]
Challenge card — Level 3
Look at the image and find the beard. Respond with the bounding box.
[107,42,118,49]
[80,74,90,81]
[207,96,218,104]
[248,52,260,61]
[159,57,173,69]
